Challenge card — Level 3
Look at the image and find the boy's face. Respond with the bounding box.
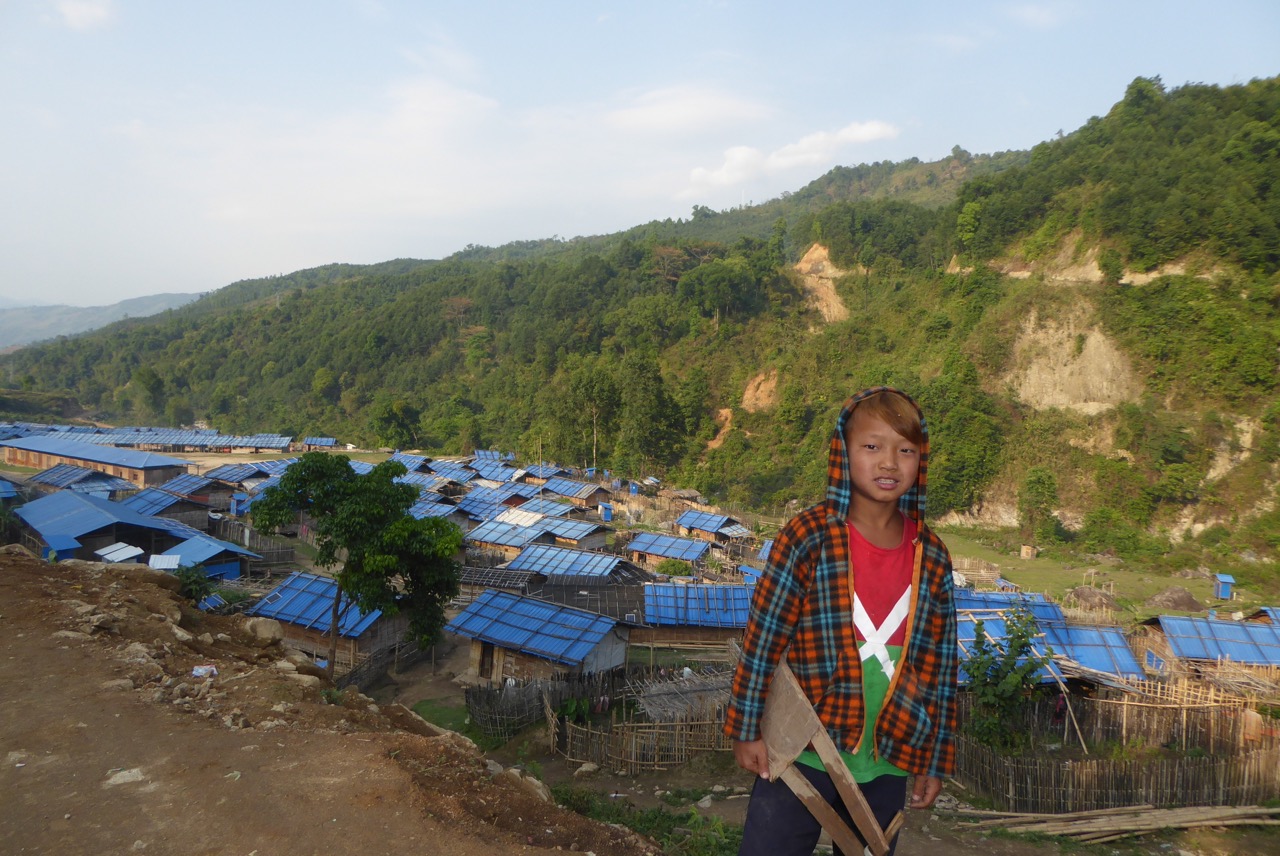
[844,408,920,511]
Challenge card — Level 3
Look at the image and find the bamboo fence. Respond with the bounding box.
[561,715,734,774]
[953,737,1280,813]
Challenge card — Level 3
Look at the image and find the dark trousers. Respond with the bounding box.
[738,765,907,856]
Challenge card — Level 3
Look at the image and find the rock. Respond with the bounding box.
[696,796,713,809]
[101,678,135,692]
[242,617,285,646]
[0,543,36,558]
[52,630,93,641]
[710,784,726,793]
[485,759,504,776]
[1144,586,1206,612]
[285,673,322,688]
[497,767,553,803]
[272,660,299,673]
[170,625,193,643]
[573,762,599,779]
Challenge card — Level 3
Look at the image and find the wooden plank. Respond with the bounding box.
[779,766,868,856]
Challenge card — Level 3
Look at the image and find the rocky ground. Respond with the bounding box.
[2,545,1275,856]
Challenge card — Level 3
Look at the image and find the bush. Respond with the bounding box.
[173,564,214,604]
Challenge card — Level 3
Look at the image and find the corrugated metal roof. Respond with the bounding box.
[95,542,144,562]
[464,519,546,549]
[644,583,751,628]
[628,532,709,562]
[149,554,181,571]
[507,544,625,578]
[1157,615,1280,666]
[757,540,774,563]
[0,436,193,468]
[541,476,606,501]
[396,472,450,492]
[0,478,18,499]
[162,534,260,565]
[258,458,299,475]
[245,572,381,638]
[303,437,336,446]
[28,463,135,493]
[118,487,184,516]
[198,592,227,611]
[347,460,374,475]
[444,589,616,667]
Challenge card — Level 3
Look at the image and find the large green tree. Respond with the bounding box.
[251,453,462,678]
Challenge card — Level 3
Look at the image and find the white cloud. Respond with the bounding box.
[1006,2,1070,29]
[606,85,771,134]
[55,0,113,31]
[686,120,899,191]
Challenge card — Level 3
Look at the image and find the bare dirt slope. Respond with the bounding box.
[0,548,656,856]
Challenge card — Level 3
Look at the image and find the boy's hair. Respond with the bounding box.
[847,390,924,447]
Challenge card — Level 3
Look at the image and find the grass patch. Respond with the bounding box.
[553,784,741,855]
[412,697,471,732]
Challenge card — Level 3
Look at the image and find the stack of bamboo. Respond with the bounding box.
[951,804,1280,843]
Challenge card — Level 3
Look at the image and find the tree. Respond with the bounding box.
[963,609,1051,750]
[1018,467,1060,543]
[251,453,462,678]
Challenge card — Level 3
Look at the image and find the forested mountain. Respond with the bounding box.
[3,76,1279,573]
[0,292,199,351]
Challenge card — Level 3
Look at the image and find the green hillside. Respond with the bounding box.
[3,76,1278,584]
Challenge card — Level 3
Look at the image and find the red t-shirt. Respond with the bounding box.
[849,515,917,647]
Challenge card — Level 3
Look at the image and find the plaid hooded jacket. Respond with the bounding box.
[724,386,958,779]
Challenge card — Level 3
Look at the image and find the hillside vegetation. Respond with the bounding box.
[3,76,1279,580]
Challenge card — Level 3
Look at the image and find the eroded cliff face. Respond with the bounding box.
[1003,303,1144,415]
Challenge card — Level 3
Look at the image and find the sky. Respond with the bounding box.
[1,1,1277,307]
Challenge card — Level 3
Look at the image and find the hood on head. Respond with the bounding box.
[825,386,930,523]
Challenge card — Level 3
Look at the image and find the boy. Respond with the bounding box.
[725,387,958,856]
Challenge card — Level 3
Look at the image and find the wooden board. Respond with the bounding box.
[760,660,901,856]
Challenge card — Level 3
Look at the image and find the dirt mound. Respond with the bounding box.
[1066,585,1118,610]
[1144,585,1207,613]
[741,369,778,413]
[0,549,657,856]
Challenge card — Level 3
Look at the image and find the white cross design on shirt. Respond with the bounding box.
[853,589,911,680]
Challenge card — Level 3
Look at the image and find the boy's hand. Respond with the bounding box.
[732,739,770,779]
[909,775,942,809]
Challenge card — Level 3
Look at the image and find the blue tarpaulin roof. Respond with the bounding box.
[158,473,215,496]
[644,584,751,628]
[957,613,1063,685]
[537,517,606,541]
[16,490,189,541]
[29,463,137,495]
[408,497,459,520]
[1155,615,1280,666]
[0,435,193,468]
[457,494,504,522]
[954,589,1066,623]
[676,510,749,538]
[628,532,709,562]
[303,437,336,446]
[389,452,432,472]
[0,477,18,499]
[246,572,380,638]
[471,460,517,482]
[525,464,567,479]
[465,519,548,549]
[507,544,626,578]
[445,589,616,667]
[118,487,185,516]
[1039,621,1145,680]
[757,540,774,563]
[428,462,477,483]
[541,476,607,501]
[515,497,573,517]
[163,534,260,565]
[204,462,274,483]
[472,449,515,462]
